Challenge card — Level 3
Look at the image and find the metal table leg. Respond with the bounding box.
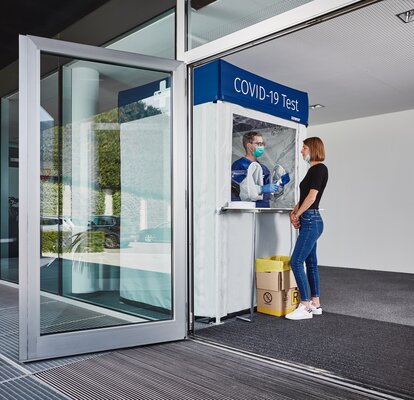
[237,210,256,322]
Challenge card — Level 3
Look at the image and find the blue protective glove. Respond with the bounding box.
[280,172,290,186]
[261,183,279,194]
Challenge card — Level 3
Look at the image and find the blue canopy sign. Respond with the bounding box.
[194,60,308,125]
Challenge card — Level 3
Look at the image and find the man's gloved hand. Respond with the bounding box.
[280,173,290,186]
[261,183,279,194]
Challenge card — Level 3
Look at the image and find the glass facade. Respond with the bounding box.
[0,94,19,283]
[0,5,175,293]
[108,9,175,59]
[0,9,176,289]
[0,9,177,337]
[187,0,313,50]
[39,54,173,335]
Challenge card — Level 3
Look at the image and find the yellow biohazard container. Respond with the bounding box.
[255,255,299,316]
[255,255,291,272]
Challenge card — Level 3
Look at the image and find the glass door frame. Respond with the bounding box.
[19,35,187,361]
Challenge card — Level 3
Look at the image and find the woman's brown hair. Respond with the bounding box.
[303,137,325,161]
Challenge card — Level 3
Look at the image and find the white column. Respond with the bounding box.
[69,67,100,294]
[62,184,72,216]
[140,199,147,230]
[71,67,99,224]
[104,189,113,215]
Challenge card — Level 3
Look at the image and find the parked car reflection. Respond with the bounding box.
[87,215,136,249]
[41,215,138,250]
[87,215,121,249]
[41,216,75,232]
[137,222,171,243]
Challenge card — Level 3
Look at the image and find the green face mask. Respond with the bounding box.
[253,146,265,158]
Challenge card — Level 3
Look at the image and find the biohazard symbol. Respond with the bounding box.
[263,292,272,304]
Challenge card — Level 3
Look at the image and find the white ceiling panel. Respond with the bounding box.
[225,0,414,125]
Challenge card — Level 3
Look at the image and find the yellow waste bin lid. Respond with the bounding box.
[256,256,291,272]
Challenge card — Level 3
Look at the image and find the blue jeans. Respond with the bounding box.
[290,209,324,302]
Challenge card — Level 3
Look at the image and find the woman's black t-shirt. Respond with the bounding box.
[299,163,328,209]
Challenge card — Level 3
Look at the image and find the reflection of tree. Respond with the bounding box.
[40,181,61,215]
[119,100,161,124]
[113,191,121,215]
[41,231,104,254]
[95,109,121,191]
[40,100,163,217]
[95,191,105,214]
[94,102,162,192]
[40,123,59,177]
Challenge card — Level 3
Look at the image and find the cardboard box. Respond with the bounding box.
[256,269,297,292]
[280,269,297,291]
[255,255,298,316]
[257,288,300,316]
[255,255,297,291]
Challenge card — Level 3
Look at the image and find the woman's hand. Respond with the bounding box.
[290,211,300,229]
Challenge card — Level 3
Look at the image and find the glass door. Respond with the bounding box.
[19,35,187,361]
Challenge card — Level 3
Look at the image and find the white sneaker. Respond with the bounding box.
[309,301,322,315]
[285,303,313,320]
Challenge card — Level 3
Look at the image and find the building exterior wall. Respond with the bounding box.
[308,109,414,273]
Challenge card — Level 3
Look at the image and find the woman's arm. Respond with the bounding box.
[295,189,319,218]
[290,203,300,228]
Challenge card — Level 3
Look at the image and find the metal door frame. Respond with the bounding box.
[19,35,187,361]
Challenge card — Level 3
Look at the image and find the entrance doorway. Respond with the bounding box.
[191,1,414,398]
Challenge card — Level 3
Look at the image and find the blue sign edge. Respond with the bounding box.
[194,59,309,126]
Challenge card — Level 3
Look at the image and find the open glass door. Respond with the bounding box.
[19,35,186,361]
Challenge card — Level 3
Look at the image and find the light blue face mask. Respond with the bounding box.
[253,146,265,158]
[305,154,311,163]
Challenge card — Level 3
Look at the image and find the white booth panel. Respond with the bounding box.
[193,101,306,320]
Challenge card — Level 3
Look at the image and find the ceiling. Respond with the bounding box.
[1,1,414,127]
[0,0,110,70]
[225,0,414,125]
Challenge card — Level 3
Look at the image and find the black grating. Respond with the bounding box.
[0,284,110,369]
[0,285,18,309]
[0,333,19,361]
[40,300,129,335]
[0,309,18,335]
[0,283,405,399]
[25,353,107,375]
[0,376,69,399]
[0,284,110,398]
[0,359,24,382]
[36,340,389,400]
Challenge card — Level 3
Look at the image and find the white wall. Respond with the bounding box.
[308,109,413,273]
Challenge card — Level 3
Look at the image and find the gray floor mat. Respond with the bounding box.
[196,312,414,399]
[35,340,386,400]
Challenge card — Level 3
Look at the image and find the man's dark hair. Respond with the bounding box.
[242,131,262,151]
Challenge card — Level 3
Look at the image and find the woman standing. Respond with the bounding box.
[285,137,328,320]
